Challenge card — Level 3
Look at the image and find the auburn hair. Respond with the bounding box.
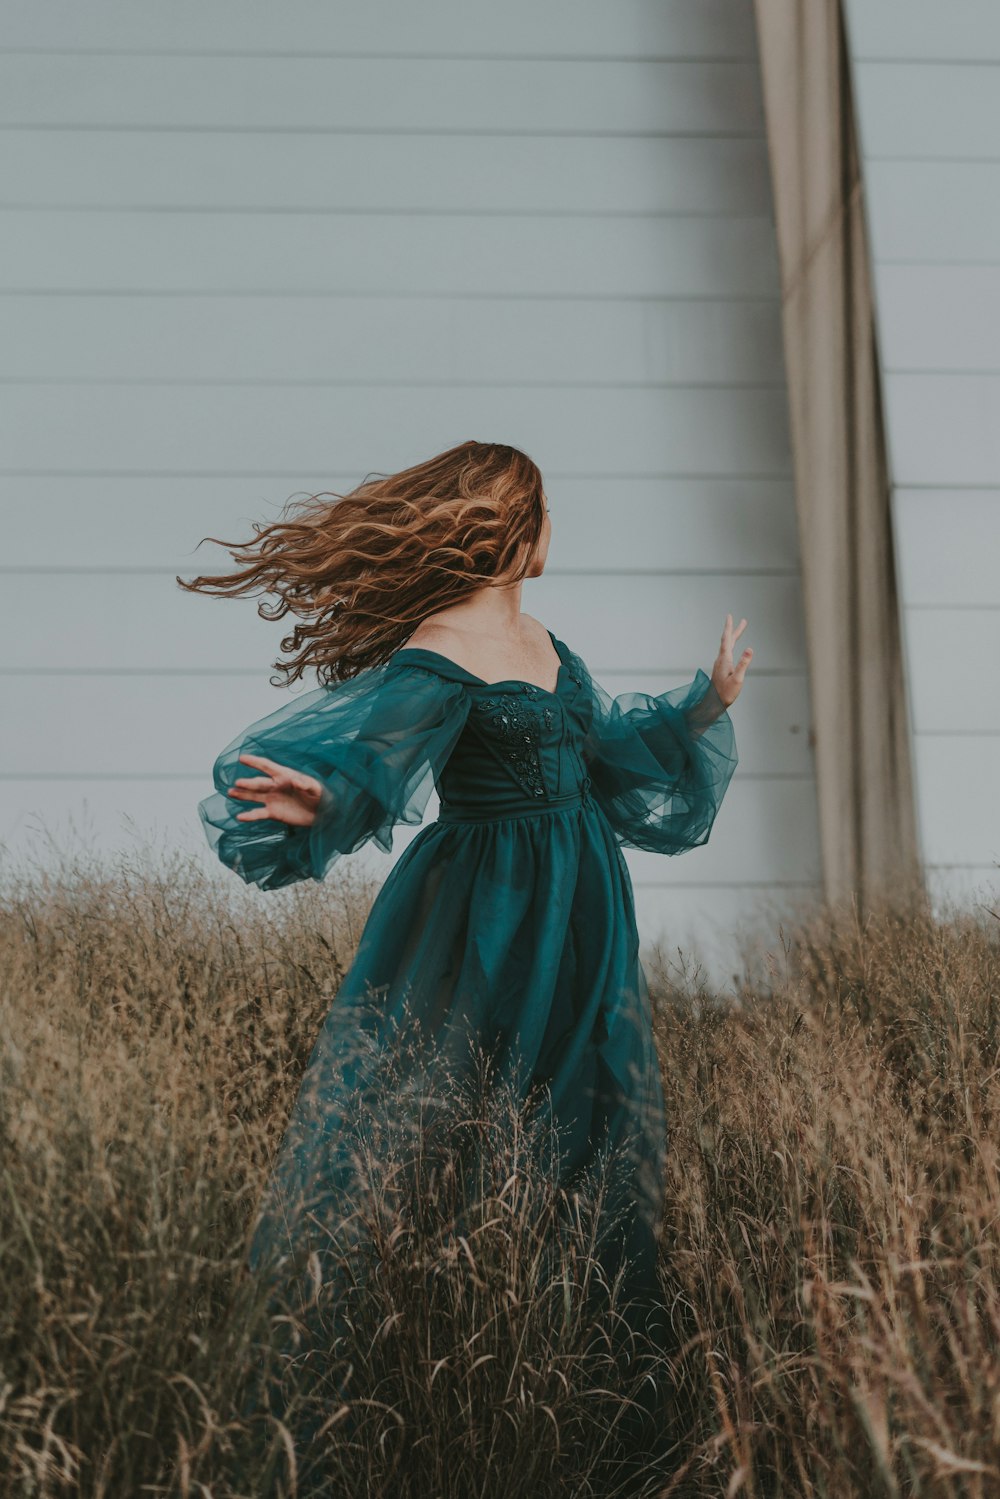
[176,440,547,686]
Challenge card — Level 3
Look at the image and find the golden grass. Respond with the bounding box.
[1,838,998,1496]
[647,875,1000,1497]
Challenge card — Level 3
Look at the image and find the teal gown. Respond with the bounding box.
[199,627,737,1368]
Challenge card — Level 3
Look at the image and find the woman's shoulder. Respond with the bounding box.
[401,611,552,657]
[397,619,456,654]
[519,612,554,646]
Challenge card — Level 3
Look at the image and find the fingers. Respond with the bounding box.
[238,751,298,782]
[238,751,282,769]
[238,751,315,793]
[720,615,748,677]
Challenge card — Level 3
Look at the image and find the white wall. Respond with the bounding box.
[0,1,820,990]
[843,0,1000,913]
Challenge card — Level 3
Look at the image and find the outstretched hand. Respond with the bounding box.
[711,614,753,708]
[226,752,326,827]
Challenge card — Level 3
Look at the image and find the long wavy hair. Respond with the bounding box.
[176,440,547,685]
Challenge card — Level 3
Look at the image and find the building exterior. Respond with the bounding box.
[2,3,993,989]
[840,0,1000,915]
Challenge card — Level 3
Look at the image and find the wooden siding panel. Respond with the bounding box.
[0,212,783,298]
[1,1,761,58]
[0,5,815,978]
[843,0,1000,902]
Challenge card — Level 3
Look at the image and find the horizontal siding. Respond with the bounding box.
[854,63,1000,160]
[876,266,1000,372]
[0,56,765,133]
[1,3,814,990]
[843,0,1000,910]
[2,476,800,571]
[0,297,787,384]
[906,610,1000,734]
[864,162,1000,262]
[916,739,1000,865]
[881,376,1000,486]
[845,3,1000,63]
[895,490,1000,604]
[1,1,760,58]
[0,213,781,297]
[0,384,792,474]
[0,572,804,673]
[2,132,775,214]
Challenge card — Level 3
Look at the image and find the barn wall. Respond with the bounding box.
[0,2,820,988]
[840,0,1000,912]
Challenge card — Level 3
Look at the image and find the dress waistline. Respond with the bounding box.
[437,777,593,825]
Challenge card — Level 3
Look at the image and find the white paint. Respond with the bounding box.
[1,1,816,992]
[843,0,1000,911]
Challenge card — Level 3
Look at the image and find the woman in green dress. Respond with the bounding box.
[183,438,750,1450]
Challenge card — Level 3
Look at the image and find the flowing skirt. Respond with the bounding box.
[246,801,671,1476]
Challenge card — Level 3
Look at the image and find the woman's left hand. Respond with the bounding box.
[711,614,753,707]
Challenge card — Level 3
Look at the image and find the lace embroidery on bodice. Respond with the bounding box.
[469,687,556,799]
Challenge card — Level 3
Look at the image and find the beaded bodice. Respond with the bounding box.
[437,675,591,818]
[468,687,557,799]
[390,649,594,821]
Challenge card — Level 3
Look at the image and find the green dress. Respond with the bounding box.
[199,628,737,1346]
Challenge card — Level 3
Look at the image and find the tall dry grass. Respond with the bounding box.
[0,840,668,1499]
[1,835,998,1496]
[648,875,1000,1496]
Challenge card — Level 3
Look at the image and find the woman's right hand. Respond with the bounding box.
[226,751,326,827]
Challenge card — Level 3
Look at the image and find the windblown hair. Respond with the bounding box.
[176,440,547,685]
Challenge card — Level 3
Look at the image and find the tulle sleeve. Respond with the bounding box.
[197,661,472,891]
[570,648,738,856]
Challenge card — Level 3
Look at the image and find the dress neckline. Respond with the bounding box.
[392,628,569,697]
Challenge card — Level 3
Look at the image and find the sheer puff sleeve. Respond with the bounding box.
[198,662,472,891]
[569,649,738,856]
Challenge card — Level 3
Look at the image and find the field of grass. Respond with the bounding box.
[1,839,998,1497]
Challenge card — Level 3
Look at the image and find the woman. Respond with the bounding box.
[181,439,749,1428]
